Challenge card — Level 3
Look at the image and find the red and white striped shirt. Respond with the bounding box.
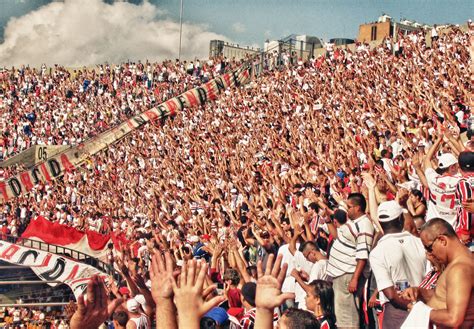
[455,174,474,235]
[239,308,278,329]
[419,269,440,290]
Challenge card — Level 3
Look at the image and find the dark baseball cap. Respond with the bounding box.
[459,151,474,171]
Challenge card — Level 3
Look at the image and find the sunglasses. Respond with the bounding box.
[424,235,443,253]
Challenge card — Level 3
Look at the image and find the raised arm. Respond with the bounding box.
[150,252,178,329]
[423,137,443,170]
[289,225,302,256]
[255,254,294,329]
[362,172,383,234]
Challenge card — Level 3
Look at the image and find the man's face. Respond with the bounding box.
[420,231,447,265]
[261,232,271,246]
[302,244,316,261]
[276,314,290,329]
[448,164,459,175]
[306,250,319,263]
[346,199,359,220]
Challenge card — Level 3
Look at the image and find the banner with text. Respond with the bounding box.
[0,67,251,203]
[0,239,107,299]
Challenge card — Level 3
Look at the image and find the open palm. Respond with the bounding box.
[150,251,176,300]
[70,276,122,329]
[255,254,295,310]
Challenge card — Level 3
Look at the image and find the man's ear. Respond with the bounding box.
[438,235,449,247]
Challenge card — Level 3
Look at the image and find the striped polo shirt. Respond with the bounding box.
[327,215,375,278]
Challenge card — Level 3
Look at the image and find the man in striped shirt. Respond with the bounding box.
[455,151,474,249]
[327,193,375,329]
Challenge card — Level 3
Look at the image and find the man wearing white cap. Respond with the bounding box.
[423,137,461,228]
[369,201,427,329]
[126,296,151,329]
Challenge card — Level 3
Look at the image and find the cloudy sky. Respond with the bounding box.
[0,0,472,66]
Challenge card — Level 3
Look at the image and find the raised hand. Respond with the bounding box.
[70,275,123,329]
[149,251,177,300]
[361,172,376,189]
[331,191,344,204]
[132,273,149,291]
[171,260,225,329]
[411,153,422,168]
[255,254,295,310]
[115,256,129,276]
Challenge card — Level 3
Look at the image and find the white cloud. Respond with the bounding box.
[232,22,246,34]
[0,0,230,67]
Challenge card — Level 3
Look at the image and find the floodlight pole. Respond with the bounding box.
[178,0,184,61]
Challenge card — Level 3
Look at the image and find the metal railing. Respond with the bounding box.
[0,302,70,307]
[0,234,120,280]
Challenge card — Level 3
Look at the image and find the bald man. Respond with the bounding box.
[404,218,473,328]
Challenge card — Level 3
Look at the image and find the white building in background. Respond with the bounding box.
[264,34,323,60]
[209,40,261,60]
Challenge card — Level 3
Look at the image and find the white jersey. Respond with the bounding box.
[370,232,426,305]
[425,168,461,227]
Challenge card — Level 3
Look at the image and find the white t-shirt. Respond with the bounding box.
[381,158,394,181]
[424,168,461,227]
[309,259,328,282]
[293,251,314,308]
[294,259,328,311]
[369,231,427,304]
[278,244,297,294]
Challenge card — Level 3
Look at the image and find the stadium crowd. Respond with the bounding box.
[0,56,238,164]
[0,23,473,329]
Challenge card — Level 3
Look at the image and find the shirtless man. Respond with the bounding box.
[403,218,473,328]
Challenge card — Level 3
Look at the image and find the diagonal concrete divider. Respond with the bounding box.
[0,145,70,169]
[0,65,252,203]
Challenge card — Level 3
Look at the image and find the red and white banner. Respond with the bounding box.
[0,67,251,203]
[21,216,128,261]
[0,239,107,299]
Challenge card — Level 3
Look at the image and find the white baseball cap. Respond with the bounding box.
[126,298,139,313]
[377,201,403,222]
[437,153,458,169]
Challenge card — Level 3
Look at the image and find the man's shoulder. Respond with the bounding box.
[369,241,387,259]
[424,167,438,180]
[372,231,420,252]
[457,176,474,187]
[448,255,474,274]
[352,215,375,233]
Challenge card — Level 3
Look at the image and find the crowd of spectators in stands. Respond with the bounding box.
[0,22,473,328]
[0,56,238,163]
